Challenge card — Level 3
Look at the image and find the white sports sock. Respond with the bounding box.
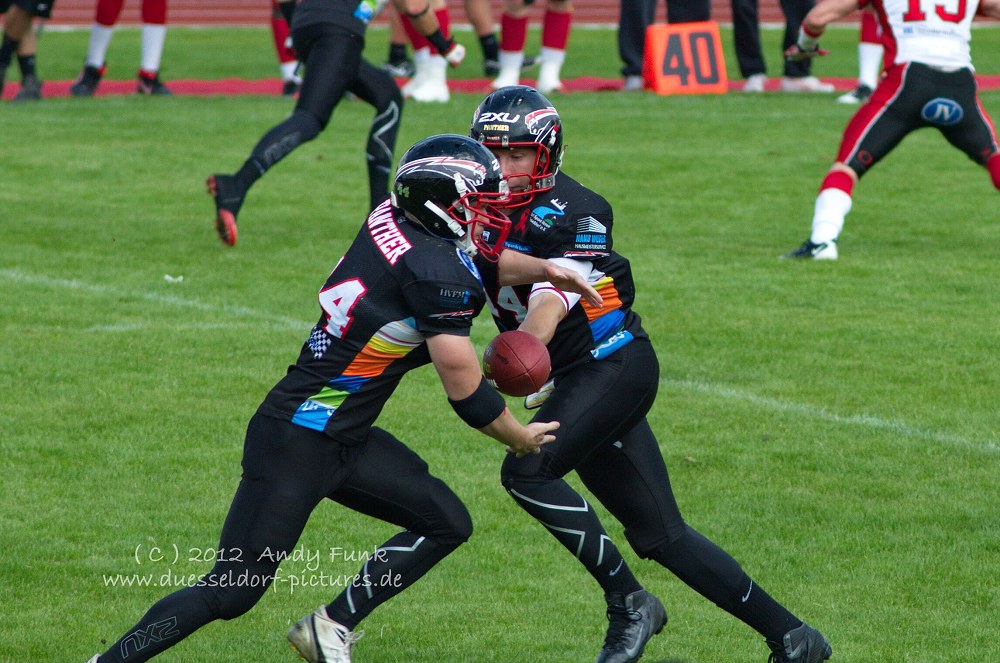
[810,188,852,244]
[498,50,525,71]
[86,24,115,68]
[280,60,300,82]
[539,46,565,66]
[141,24,167,73]
[858,43,883,89]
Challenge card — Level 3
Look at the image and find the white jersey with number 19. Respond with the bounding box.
[869,0,981,69]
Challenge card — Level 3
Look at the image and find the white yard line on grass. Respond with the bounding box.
[0,268,306,332]
[663,378,999,454]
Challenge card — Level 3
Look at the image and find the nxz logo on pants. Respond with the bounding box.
[921,97,963,126]
[120,617,180,658]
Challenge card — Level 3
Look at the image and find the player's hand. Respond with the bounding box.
[784,44,829,61]
[542,263,604,308]
[443,41,466,68]
[506,420,558,457]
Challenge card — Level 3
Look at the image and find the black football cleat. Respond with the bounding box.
[14,74,42,102]
[381,59,415,78]
[281,78,300,97]
[767,622,832,663]
[206,174,245,247]
[70,64,105,97]
[781,239,838,260]
[137,71,173,95]
[595,589,667,663]
[836,84,873,105]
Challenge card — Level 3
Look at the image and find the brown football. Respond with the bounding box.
[483,330,551,397]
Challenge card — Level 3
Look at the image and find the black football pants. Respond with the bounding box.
[501,339,799,639]
[97,415,470,662]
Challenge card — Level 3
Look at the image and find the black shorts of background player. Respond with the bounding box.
[207,0,465,247]
[0,0,52,101]
[471,86,834,663]
[84,135,606,663]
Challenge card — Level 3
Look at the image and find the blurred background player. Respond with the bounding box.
[70,0,172,96]
[490,0,571,93]
[207,0,465,245]
[382,7,415,76]
[464,0,499,75]
[782,0,1000,259]
[0,0,51,101]
[397,0,466,102]
[732,0,834,92]
[618,0,710,91]
[836,7,882,104]
[270,0,301,96]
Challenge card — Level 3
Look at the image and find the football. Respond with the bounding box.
[482,330,551,397]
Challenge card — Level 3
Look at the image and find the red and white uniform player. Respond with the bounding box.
[782,0,1000,260]
[81,0,171,93]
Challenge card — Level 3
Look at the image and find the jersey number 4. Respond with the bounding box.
[903,0,967,23]
[486,286,528,323]
[319,278,367,339]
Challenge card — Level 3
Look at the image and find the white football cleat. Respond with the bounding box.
[490,66,521,90]
[781,76,835,93]
[742,73,767,93]
[288,606,364,663]
[536,61,564,94]
[406,56,450,103]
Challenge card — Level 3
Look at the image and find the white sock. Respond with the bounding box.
[86,24,115,67]
[280,60,300,82]
[413,46,432,65]
[539,46,565,66]
[858,43,883,89]
[498,50,525,71]
[141,24,167,73]
[810,188,852,244]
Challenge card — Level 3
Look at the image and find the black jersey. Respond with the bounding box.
[291,0,386,36]
[477,173,647,376]
[258,200,486,444]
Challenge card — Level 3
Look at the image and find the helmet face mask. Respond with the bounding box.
[391,135,512,261]
[470,86,564,208]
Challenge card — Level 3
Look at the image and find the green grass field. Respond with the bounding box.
[2,24,998,663]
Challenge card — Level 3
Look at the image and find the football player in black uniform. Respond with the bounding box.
[471,86,833,663]
[207,0,466,247]
[85,134,603,663]
[0,0,52,100]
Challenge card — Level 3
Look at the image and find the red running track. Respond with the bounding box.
[4,74,1000,100]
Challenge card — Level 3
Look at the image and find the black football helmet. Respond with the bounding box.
[470,85,564,207]
[391,134,511,261]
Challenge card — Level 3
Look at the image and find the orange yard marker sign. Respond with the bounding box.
[642,21,728,95]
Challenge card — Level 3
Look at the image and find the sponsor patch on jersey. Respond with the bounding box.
[439,287,472,307]
[590,329,634,361]
[577,216,607,234]
[921,97,964,126]
[575,234,608,250]
[529,198,567,231]
[502,239,532,253]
